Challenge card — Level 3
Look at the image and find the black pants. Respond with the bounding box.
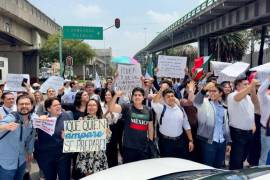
[247,114,261,166]
[106,123,119,168]
[36,152,71,180]
[123,147,148,164]
[229,127,253,170]
[158,133,187,159]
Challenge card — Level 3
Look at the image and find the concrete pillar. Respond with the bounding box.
[198,37,210,56]
[23,50,39,82]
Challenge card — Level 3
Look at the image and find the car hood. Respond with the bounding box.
[81,157,214,180]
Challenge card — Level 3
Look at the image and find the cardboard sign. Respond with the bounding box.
[4,74,30,92]
[63,117,107,153]
[114,64,142,95]
[157,55,187,78]
[210,61,232,77]
[33,117,57,136]
[39,76,64,93]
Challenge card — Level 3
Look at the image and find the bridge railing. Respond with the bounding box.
[159,0,220,36]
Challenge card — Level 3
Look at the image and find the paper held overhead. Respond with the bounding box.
[250,63,270,72]
[220,62,250,78]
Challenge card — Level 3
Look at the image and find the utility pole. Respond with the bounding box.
[59,28,63,77]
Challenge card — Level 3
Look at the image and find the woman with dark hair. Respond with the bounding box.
[75,99,110,177]
[221,81,232,106]
[101,89,121,167]
[61,91,89,119]
[34,97,73,180]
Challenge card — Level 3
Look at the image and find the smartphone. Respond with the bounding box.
[21,78,28,87]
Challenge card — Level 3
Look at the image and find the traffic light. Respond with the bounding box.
[115,18,120,29]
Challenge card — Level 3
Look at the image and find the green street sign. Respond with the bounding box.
[63,26,103,40]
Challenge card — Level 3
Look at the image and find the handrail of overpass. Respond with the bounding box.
[135,0,221,57]
[161,0,219,35]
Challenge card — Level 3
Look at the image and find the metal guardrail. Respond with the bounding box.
[136,0,222,56]
[159,0,220,36]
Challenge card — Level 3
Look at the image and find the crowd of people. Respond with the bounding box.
[0,68,270,180]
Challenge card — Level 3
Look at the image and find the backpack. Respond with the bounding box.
[159,104,187,125]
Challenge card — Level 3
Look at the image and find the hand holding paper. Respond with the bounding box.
[33,117,57,136]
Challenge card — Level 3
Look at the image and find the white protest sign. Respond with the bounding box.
[39,76,64,93]
[63,118,107,153]
[33,117,57,136]
[156,55,187,78]
[250,63,270,72]
[4,74,30,92]
[249,63,270,82]
[210,61,232,77]
[218,62,250,83]
[114,64,142,95]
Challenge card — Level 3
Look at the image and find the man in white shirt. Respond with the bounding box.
[0,92,16,119]
[151,88,194,158]
[258,76,270,165]
[228,78,258,170]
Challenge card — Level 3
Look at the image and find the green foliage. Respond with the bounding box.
[40,33,95,66]
[209,32,248,62]
[167,45,198,68]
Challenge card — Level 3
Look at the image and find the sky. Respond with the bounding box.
[28,0,204,57]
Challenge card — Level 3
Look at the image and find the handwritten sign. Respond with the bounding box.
[4,74,30,92]
[114,64,142,95]
[210,61,232,77]
[157,55,187,78]
[39,76,64,93]
[63,117,107,153]
[218,62,250,83]
[33,117,57,136]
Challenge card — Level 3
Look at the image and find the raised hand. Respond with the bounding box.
[203,82,215,91]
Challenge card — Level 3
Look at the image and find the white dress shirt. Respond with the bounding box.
[258,78,270,127]
[151,102,190,137]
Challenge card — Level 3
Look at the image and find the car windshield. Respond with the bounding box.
[150,169,225,180]
[150,167,270,180]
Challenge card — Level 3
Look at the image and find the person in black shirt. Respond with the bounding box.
[109,87,154,163]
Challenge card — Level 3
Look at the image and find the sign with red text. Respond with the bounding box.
[33,117,57,136]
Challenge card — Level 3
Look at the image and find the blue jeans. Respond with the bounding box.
[0,162,26,180]
[200,140,226,168]
[229,127,253,170]
[259,128,270,165]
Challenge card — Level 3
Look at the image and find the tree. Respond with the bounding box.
[209,32,248,62]
[167,45,198,68]
[40,33,96,67]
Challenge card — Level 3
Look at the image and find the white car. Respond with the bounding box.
[81,158,270,180]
